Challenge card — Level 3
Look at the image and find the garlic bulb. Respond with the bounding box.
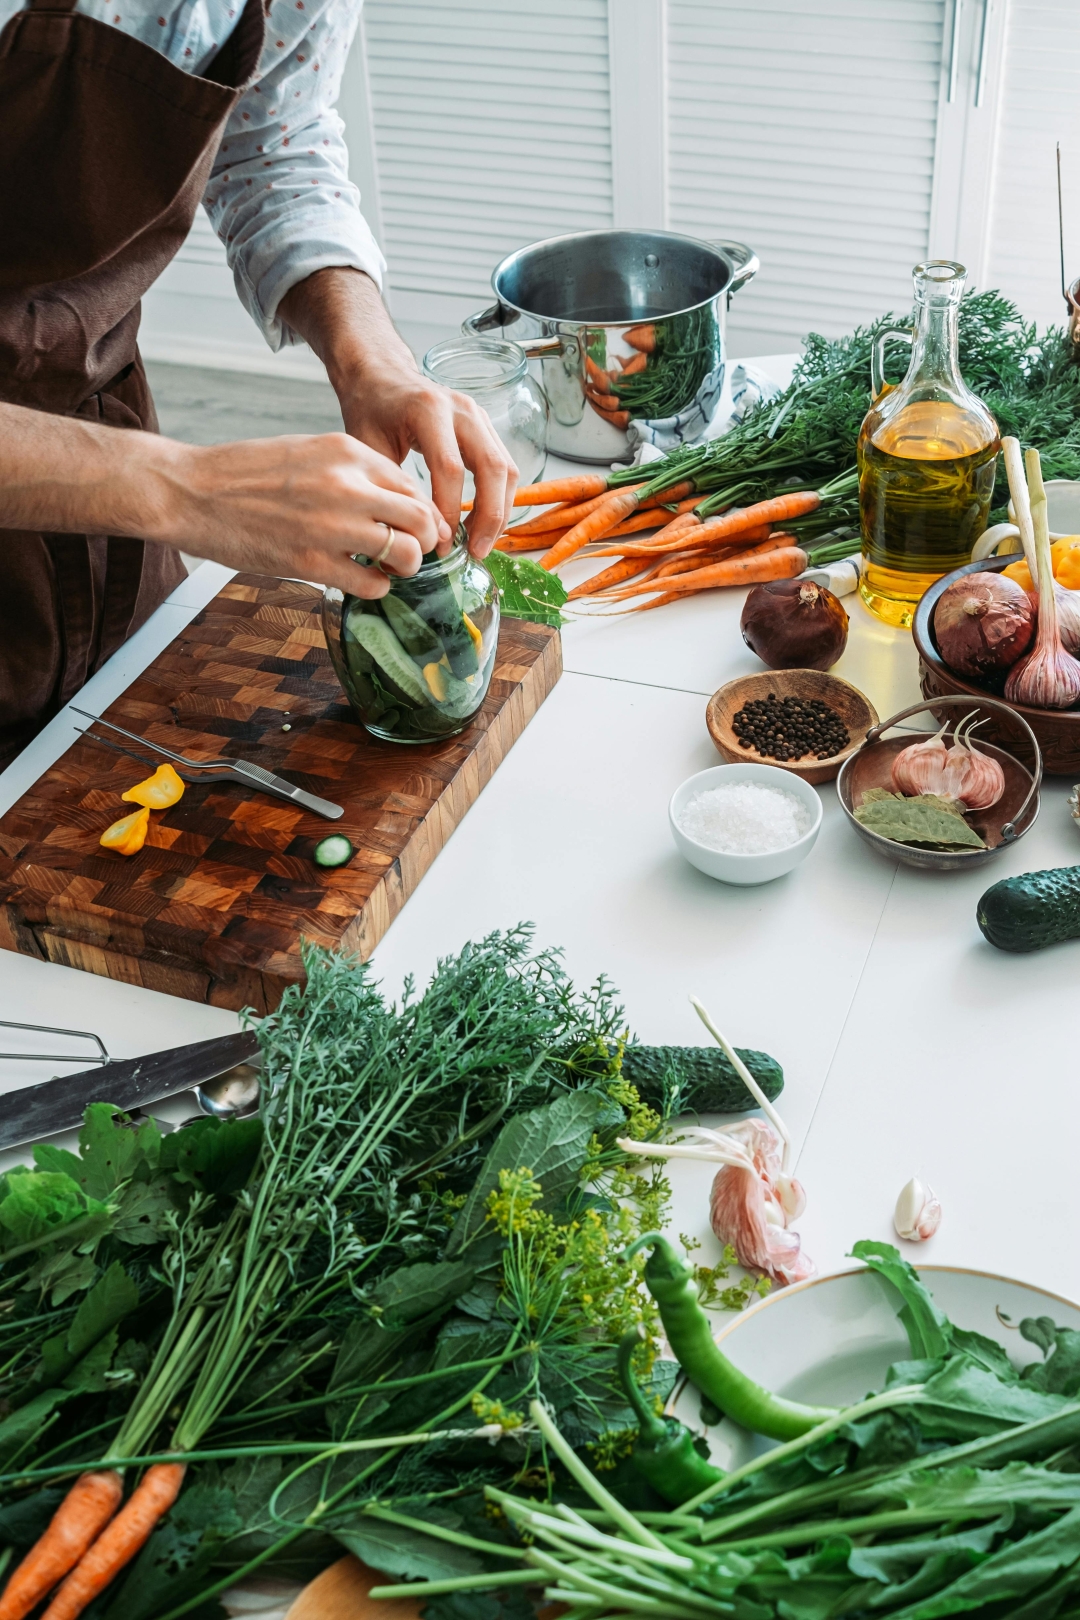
[891,715,1004,810]
[894,1177,942,1243]
[1053,584,1080,656]
[1004,445,1080,709]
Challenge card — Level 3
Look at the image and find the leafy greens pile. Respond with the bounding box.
[0,928,758,1620]
[379,1243,1080,1619]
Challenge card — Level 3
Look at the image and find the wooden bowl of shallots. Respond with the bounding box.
[914,553,1080,777]
[706,669,879,786]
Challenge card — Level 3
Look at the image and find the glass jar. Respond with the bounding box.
[322,529,499,744]
[420,336,548,495]
[858,260,999,629]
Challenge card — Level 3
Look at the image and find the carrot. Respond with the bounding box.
[585,355,611,390]
[512,475,609,508]
[0,1473,122,1620]
[586,517,769,561]
[617,352,648,378]
[539,487,644,570]
[509,487,638,537]
[567,557,652,599]
[655,533,789,579]
[592,406,630,429]
[587,388,623,412]
[599,497,700,542]
[40,1465,186,1620]
[495,527,569,553]
[624,323,657,353]
[597,546,808,603]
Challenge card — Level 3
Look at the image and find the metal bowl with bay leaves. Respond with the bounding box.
[837,695,1041,872]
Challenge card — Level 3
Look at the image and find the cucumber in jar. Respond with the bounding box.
[409,574,480,678]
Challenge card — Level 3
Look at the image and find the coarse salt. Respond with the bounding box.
[678,781,812,855]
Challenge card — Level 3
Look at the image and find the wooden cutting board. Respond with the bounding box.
[0,575,560,1012]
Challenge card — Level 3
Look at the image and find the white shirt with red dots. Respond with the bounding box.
[1,0,385,351]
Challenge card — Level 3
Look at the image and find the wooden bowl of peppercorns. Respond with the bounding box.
[706,670,879,786]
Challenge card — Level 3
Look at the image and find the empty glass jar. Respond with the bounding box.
[420,336,547,496]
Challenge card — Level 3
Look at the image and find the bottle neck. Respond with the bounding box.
[907,295,963,392]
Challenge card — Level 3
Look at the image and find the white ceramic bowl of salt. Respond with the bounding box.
[669,763,822,886]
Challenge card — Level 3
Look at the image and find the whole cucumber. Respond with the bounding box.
[622,1045,783,1115]
[977,865,1080,953]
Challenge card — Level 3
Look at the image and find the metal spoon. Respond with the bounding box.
[195,1061,262,1120]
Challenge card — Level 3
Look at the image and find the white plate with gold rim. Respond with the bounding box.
[668,1264,1080,1472]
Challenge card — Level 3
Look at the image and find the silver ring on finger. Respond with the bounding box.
[374,523,395,568]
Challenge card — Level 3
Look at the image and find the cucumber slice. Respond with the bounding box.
[345,611,431,706]
[381,594,444,664]
[314,835,354,869]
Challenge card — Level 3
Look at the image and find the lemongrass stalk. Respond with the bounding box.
[360,1502,527,1560]
[528,1398,666,1552]
[370,1569,542,1599]
[690,996,792,1171]
[1002,437,1037,575]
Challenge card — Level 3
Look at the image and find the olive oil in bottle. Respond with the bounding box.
[858,262,999,629]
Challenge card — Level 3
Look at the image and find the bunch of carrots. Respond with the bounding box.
[484,467,857,614]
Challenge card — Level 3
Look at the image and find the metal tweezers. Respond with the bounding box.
[71,707,344,820]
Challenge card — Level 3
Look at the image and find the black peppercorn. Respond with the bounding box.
[732,694,848,763]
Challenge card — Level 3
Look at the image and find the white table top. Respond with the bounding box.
[4,361,1080,1314]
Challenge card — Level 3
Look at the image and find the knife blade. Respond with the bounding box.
[0,1029,261,1152]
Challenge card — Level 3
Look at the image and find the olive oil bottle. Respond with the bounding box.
[858,261,999,628]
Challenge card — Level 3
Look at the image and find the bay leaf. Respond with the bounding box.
[855,790,986,849]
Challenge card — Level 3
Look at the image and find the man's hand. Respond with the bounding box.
[279,267,518,556]
[0,403,446,598]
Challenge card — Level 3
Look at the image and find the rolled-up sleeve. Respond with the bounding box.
[203,0,386,351]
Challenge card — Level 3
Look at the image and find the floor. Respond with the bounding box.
[145,358,343,443]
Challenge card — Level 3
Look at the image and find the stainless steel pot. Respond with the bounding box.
[463,228,758,463]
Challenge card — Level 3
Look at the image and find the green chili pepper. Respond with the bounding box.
[617,1328,725,1505]
[627,1234,836,1442]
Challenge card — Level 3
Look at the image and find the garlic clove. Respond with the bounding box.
[891,722,952,798]
[894,1177,942,1243]
[776,1173,807,1222]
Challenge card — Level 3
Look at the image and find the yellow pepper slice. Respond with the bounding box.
[99,806,150,856]
[422,660,449,701]
[121,763,185,809]
[462,611,483,657]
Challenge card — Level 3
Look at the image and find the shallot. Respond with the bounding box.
[1003,441,1080,709]
[616,997,814,1288]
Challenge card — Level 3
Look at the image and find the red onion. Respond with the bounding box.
[740,578,848,671]
[933,572,1035,680]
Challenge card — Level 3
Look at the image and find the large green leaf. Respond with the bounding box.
[448,1090,605,1254]
[0,1170,107,1252]
[159,1114,263,1197]
[334,1512,481,1582]
[367,1260,477,1333]
[0,1389,71,1469]
[35,1102,161,1199]
[485,550,566,628]
[885,1503,1080,1619]
[37,1260,139,1390]
[851,1241,952,1361]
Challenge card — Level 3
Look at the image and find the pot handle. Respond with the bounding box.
[462,305,567,360]
[712,239,759,302]
[971,523,1021,562]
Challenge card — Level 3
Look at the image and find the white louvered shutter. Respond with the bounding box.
[361,0,614,336]
[666,0,947,355]
[984,0,1080,331]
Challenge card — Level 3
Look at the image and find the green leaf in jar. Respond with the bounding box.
[854,789,986,849]
[486,550,566,628]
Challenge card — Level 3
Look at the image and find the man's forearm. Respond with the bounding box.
[0,401,184,539]
[279,267,414,399]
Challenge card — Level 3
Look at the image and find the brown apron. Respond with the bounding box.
[0,0,266,767]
